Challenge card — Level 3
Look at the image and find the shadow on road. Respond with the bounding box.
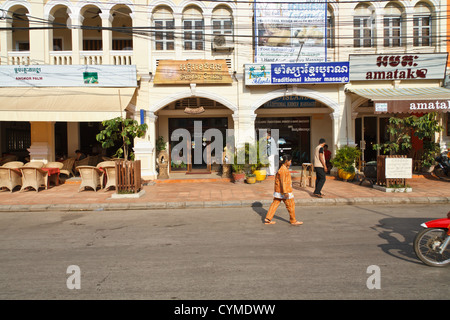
[373,217,430,266]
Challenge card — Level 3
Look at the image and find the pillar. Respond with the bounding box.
[134,111,157,179]
[100,12,112,64]
[67,122,80,158]
[28,122,55,163]
[69,13,83,64]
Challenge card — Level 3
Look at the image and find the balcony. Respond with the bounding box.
[48,50,133,65]
[8,51,31,65]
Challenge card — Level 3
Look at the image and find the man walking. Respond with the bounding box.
[313,138,327,198]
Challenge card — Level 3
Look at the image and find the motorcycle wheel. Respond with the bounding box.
[414,228,450,267]
[433,166,446,178]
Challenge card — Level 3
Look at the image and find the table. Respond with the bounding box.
[42,167,60,186]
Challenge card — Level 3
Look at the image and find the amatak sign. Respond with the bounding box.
[349,53,448,81]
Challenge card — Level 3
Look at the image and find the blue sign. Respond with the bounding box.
[245,62,350,85]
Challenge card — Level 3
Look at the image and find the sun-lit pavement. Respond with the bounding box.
[0,173,448,210]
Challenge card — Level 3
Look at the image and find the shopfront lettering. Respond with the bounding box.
[409,101,450,110]
[366,68,428,80]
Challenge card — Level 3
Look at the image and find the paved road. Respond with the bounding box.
[0,204,448,301]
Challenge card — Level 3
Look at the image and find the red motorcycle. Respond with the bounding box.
[414,212,450,267]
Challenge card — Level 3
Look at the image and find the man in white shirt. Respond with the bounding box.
[313,138,327,197]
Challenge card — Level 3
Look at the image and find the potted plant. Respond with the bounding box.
[330,145,361,181]
[96,117,148,193]
[246,173,256,184]
[231,162,245,183]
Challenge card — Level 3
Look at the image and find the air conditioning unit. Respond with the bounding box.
[212,35,234,52]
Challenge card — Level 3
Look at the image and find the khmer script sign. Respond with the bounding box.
[244,62,349,85]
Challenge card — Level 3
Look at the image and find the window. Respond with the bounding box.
[212,6,233,36]
[354,16,374,48]
[414,16,431,46]
[184,20,204,50]
[383,3,403,47]
[183,7,204,51]
[413,2,432,47]
[154,19,175,50]
[383,16,401,47]
[354,3,376,48]
[153,7,175,51]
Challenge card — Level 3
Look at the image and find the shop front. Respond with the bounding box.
[245,61,349,163]
[0,65,138,164]
[149,59,235,178]
[348,53,450,164]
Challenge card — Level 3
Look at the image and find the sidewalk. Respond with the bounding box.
[0,173,449,212]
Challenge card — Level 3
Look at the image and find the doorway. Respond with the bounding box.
[168,118,228,173]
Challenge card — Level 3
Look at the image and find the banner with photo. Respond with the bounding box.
[254,0,327,63]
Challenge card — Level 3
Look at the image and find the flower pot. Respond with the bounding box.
[341,170,355,181]
[254,169,267,181]
[246,176,256,184]
[232,172,245,183]
[338,169,344,179]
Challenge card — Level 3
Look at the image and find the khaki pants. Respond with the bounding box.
[265,198,297,224]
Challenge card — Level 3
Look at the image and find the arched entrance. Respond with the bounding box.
[252,87,340,167]
[156,96,234,174]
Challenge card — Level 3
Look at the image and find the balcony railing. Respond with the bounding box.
[111,50,133,65]
[7,49,133,66]
[8,51,30,65]
[80,51,103,65]
[50,51,73,65]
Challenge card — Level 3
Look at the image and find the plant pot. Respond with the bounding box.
[338,169,344,179]
[232,172,245,183]
[254,169,267,181]
[341,170,355,181]
[246,176,256,184]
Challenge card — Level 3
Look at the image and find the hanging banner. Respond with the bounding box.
[0,65,137,87]
[254,0,327,63]
[245,62,349,85]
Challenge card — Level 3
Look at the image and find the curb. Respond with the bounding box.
[0,196,448,212]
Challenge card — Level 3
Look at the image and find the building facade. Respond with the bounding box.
[0,0,448,179]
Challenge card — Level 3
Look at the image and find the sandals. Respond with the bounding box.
[291,221,303,226]
[264,219,276,225]
[312,193,323,198]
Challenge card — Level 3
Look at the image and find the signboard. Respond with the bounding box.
[349,53,448,81]
[0,65,137,87]
[245,62,349,85]
[385,158,413,179]
[154,60,232,84]
[261,96,315,108]
[254,0,326,63]
[375,100,450,114]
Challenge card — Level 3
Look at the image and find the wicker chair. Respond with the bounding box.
[24,161,44,168]
[76,165,102,192]
[60,158,75,177]
[2,161,24,168]
[19,167,48,192]
[0,167,22,192]
[102,166,116,191]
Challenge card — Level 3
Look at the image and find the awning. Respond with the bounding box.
[0,87,137,122]
[347,86,450,114]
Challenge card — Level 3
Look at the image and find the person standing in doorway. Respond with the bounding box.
[264,154,303,226]
[266,131,277,176]
[313,138,327,198]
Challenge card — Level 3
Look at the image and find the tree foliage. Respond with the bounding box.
[96,117,148,160]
